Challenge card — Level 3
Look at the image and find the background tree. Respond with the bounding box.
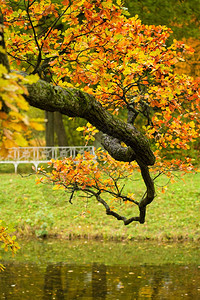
[124,0,200,40]
[0,0,199,225]
[125,0,200,78]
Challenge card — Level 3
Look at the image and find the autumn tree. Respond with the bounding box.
[0,0,199,225]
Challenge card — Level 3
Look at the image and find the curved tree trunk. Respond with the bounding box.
[24,80,155,166]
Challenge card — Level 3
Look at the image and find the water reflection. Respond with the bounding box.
[0,240,200,299]
[92,264,107,299]
[0,262,200,299]
[43,264,64,300]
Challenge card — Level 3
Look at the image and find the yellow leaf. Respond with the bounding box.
[190,121,195,128]
[102,1,112,8]
[16,95,29,111]
[7,122,23,132]
[4,139,16,149]
[76,127,85,131]
[30,122,44,131]
[13,132,28,147]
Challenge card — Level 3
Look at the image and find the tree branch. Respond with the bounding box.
[24,80,155,166]
[101,134,136,162]
[81,188,141,226]
[101,135,155,224]
[137,161,155,224]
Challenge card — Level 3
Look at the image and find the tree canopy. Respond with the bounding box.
[0,0,199,225]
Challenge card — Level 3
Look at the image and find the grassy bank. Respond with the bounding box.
[0,169,199,242]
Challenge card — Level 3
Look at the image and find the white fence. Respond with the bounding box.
[0,146,95,173]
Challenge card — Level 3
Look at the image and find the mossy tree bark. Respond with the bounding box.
[25,80,155,166]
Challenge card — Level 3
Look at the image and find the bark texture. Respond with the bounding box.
[25,80,155,166]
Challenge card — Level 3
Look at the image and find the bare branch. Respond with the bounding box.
[24,0,42,74]
[81,188,141,225]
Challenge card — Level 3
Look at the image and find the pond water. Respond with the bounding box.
[0,239,199,299]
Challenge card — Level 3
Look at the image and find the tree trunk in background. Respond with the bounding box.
[45,111,54,147]
[54,112,68,146]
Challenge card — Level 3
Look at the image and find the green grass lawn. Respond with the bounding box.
[0,168,199,241]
